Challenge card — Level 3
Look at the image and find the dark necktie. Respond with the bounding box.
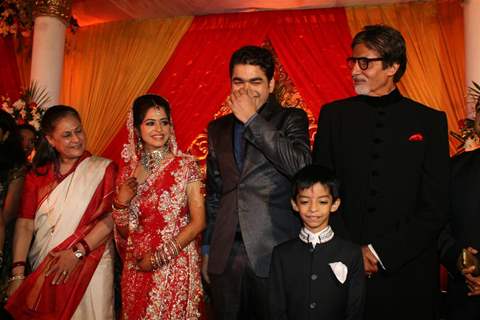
[233,120,245,171]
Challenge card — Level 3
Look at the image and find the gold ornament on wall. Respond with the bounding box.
[34,0,73,25]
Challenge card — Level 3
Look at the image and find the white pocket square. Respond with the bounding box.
[329,261,348,284]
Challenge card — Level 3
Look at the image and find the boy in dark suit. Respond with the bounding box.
[269,164,365,320]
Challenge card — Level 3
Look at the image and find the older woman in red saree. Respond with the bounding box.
[113,94,205,319]
[5,105,116,319]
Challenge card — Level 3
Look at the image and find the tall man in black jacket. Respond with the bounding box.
[313,25,450,320]
[203,46,311,320]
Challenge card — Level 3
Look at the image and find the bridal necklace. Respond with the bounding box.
[141,144,170,174]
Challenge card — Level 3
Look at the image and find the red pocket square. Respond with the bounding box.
[408,133,424,142]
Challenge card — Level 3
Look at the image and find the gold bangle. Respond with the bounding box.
[8,274,25,282]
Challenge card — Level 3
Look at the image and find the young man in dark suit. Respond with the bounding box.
[313,25,450,320]
[203,45,311,320]
[269,165,365,320]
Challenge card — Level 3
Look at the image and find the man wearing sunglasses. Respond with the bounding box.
[313,25,449,320]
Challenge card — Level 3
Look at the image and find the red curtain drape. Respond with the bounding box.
[268,8,355,118]
[0,37,22,100]
[102,8,353,164]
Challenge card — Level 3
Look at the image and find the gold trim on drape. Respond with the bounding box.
[61,17,193,154]
[346,0,466,154]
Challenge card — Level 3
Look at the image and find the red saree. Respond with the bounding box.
[5,153,117,320]
[116,155,203,320]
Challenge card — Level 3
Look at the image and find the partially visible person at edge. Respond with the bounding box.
[4,105,117,319]
[0,110,26,301]
[203,45,311,320]
[113,94,205,319]
[312,25,449,320]
[18,124,38,163]
[438,98,480,320]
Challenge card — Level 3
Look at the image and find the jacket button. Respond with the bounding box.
[311,274,318,280]
[310,302,317,309]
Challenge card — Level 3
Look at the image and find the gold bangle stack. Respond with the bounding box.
[150,239,182,271]
[112,199,129,228]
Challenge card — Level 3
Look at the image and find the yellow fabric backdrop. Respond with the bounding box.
[61,17,193,154]
[346,0,466,154]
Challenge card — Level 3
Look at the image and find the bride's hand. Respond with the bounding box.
[116,177,138,205]
[136,252,154,272]
[46,249,81,285]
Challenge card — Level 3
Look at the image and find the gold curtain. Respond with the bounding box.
[346,0,466,154]
[61,17,193,154]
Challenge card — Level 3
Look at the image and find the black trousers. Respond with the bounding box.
[209,241,269,320]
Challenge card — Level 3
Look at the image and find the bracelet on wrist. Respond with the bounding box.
[113,199,129,210]
[8,274,25,282]
[78,238,91,256]
[11,261,27,270]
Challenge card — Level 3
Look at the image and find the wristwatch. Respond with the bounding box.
[72,245,85,260]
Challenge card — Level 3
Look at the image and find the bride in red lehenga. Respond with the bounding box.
[113,94,205,320]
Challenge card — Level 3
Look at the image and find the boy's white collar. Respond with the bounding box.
[299,225,334,248]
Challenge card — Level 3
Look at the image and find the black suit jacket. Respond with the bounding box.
[269,236,365,320]
[313,90,449,320]
[439,148,480,318]
[205,96,311,277]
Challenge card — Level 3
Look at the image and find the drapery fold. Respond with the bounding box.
[268,8,355,118]
[346,0,466,154]
[61,17,192,154]
[0,37,22,100]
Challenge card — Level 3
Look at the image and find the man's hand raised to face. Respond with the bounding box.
[228,88,259,123]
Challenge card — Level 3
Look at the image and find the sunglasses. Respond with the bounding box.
[347,57,384,70]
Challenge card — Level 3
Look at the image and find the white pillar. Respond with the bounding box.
[464,0,480,113]
[30,0,72,108]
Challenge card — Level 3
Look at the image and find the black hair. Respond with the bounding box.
[291,165,340,201]
[229,45,275,81]
[0,109,26,172]
[32,105,81,173]
[352,24,407,83]
[18,123,38,136]
[132,94,171,131]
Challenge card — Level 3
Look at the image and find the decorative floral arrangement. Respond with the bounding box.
[0,0,34,38]
[450,81,480,153]
[1,82,50,130]
[0,0,78,39]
